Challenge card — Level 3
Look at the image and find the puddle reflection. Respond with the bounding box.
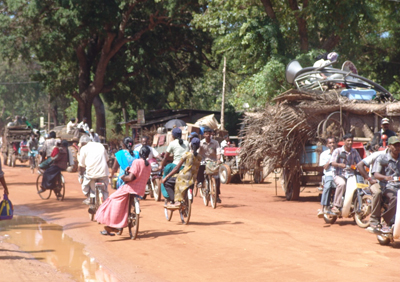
[0,216,118,282]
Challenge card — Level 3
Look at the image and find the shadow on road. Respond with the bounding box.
[189,221,243,226]
[105,229,193,241]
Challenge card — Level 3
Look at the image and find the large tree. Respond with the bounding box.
[0,0,212,133]
[192,0,400,108]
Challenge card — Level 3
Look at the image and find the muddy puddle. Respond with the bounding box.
[0,216,117,282]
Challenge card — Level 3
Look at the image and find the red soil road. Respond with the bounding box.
[1,165,399,282]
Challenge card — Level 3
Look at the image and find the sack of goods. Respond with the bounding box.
[39,157,54,169]
[205,161,219,175]
[0,194,14,220]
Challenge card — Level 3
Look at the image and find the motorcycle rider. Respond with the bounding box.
[370,136,400,233]
[330,133,362,214]
[317,137,337,218]
[356,146,389,232]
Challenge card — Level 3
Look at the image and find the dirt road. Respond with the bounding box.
[0,165,399,281]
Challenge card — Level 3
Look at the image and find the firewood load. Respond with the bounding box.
[239,89,400,181]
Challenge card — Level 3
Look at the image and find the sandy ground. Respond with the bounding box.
[0,164,399,282]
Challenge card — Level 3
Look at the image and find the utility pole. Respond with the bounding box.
[221,56,226,131]
[47,94,51,132]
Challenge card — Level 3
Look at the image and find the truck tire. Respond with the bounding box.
[253,170,263,184]
[219,164,232,184]
[284,169,300,201]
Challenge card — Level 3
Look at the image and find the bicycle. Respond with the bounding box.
[36,170,65,201]
[164,187,193,225]
[29,149,39,174]
[127,193,141,239]
[144,163,162,201]
[200,161,220,209]
[88,181,105,221]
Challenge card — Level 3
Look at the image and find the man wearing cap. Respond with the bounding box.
[370,136,400,233]
[78,135,109,204]
[372,118,396,150]
[188,132,199,142]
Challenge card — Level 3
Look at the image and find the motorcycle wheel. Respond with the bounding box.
[323,212,337,225]
[377,234,391,245]
[354,194,373,228]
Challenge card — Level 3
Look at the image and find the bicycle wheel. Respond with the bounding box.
[30,157,35,174]
[209,177,217,209]
[128,196,140,240]
[202,177,210,206]
[89,195,96,221]
[55,174,65,201]
[179,190,192,225]
[193,182,199,197]
[152,178,162,202]
[36,174,52,200]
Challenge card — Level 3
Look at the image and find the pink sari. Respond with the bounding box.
[95,159,151,228]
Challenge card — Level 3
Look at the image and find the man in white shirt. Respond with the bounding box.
[90,129,100,142]
[78,135,109,205]
[317,137,337,218]
[134,136,161,161]
[197,126,222,202]
[77,117,90,133]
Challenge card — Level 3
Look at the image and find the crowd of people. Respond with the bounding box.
[317,118,399,236]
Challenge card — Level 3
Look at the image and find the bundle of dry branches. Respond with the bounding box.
[239,89,400,179]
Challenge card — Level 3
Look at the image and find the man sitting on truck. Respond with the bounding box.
[317,137,337,218]
[329,133,362,214]
[371,118,396,151]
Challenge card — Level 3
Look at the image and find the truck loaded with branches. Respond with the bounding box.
[239,60,400,200]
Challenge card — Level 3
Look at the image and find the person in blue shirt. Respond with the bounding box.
[109,137,139,189]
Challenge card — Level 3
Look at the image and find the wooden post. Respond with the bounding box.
[221,56,226,131]
[47,94,51,132]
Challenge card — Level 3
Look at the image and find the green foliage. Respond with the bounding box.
[0,59,47,128]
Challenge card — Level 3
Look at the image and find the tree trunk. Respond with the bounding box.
[77,96,94,128]
[51,105,58,127]
[93,95,106,139]
[288,0,308,52]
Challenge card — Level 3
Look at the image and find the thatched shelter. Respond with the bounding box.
[239,89,400,193]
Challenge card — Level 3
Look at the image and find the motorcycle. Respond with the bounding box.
[143,160,162,201]
[324,151,373,228]
[375,185,400,245]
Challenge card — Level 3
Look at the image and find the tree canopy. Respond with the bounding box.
[0,0,400,136]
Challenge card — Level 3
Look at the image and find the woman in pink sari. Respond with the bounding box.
[95,146,151,236]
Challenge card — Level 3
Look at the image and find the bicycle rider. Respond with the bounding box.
[27,133,39,166]
[78,135,110,205]
[197,126,222,203]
